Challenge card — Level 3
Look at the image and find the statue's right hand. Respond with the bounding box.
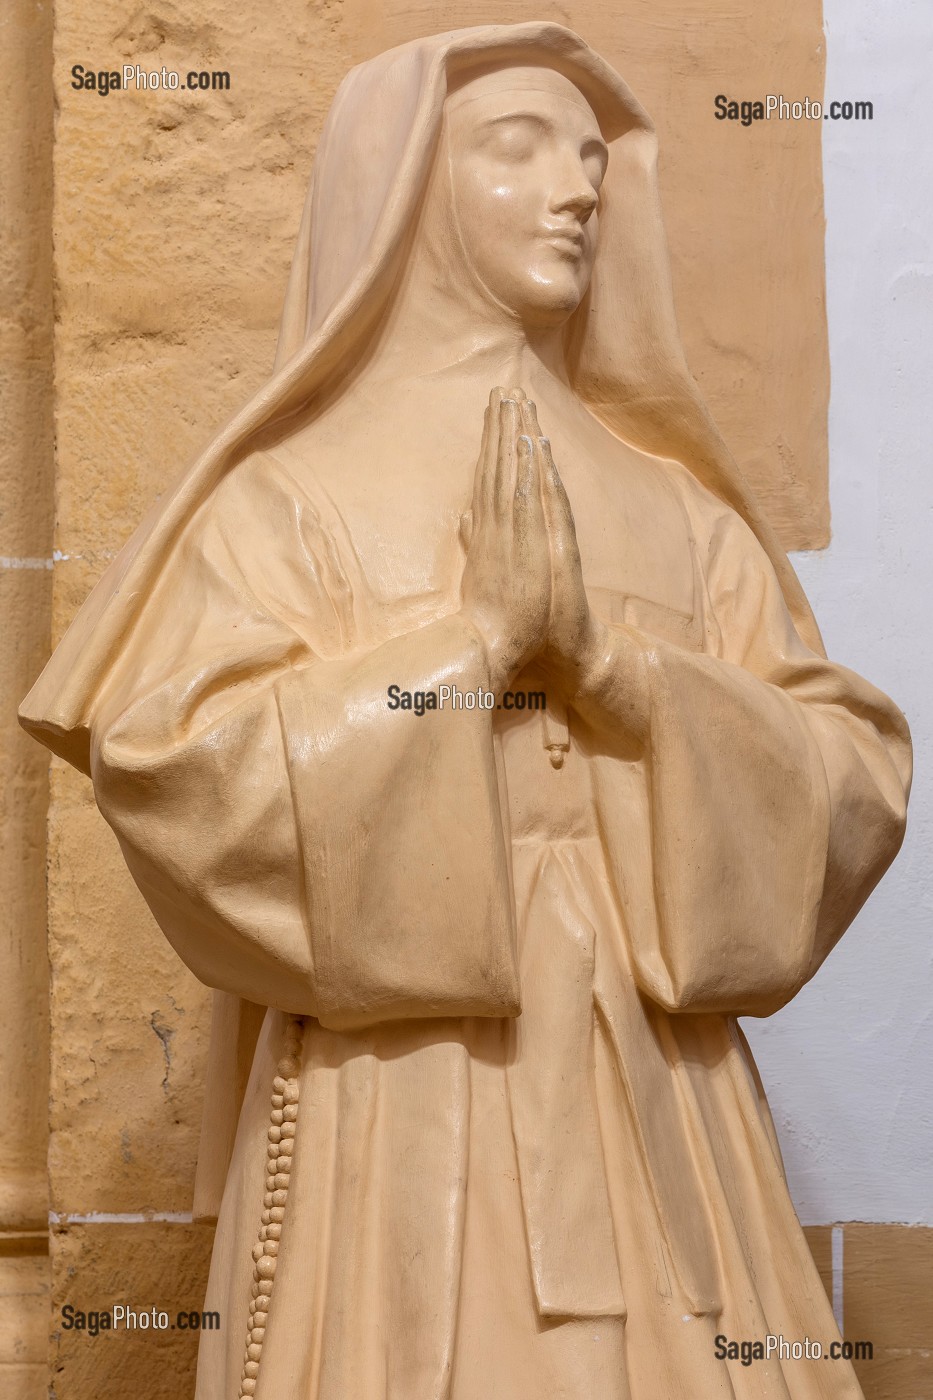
[460,387,551,690]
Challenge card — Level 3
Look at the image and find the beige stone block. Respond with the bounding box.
[0,1250,49,1367]
[856,1349,933,1400]
[843,1223,933,1354]
[0,1366,45,1399]
[53,331,278,565]
[50,1223,213,1400]
[51,2,350,324]
[0,567,51,1233]
[0,325,54,557]
[47,760,211,1214]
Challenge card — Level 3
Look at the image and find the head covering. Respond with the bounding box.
[20,21,823,774]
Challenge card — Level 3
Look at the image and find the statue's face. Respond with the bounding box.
[444,66,608,329]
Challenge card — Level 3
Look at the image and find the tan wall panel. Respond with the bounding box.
[844,1225,933,1399]
[803,1225,933,1400]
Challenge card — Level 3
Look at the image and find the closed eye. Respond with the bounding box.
[476,112,608,192]
[477,112,549,162]
[581,136,609,190]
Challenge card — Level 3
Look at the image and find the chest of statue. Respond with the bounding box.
[274,390,703,654]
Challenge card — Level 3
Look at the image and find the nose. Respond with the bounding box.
[550,153,598,223]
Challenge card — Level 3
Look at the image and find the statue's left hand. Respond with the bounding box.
[516,399,608,690]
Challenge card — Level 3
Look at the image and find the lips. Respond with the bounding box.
[541,225,585,256]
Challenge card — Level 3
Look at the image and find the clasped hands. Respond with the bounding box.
[460,386,610,698]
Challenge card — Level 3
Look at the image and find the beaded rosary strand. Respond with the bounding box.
[237,1014,304,1398]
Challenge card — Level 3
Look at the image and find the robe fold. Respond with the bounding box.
[84,442,909,1399]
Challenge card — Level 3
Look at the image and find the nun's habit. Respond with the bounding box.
[21,23,910,1400]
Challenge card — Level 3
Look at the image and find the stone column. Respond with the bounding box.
[0,0,55,1393]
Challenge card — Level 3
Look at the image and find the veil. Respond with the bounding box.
[20,20,823,775]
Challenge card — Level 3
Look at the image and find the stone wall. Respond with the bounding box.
[45,2,357,1392]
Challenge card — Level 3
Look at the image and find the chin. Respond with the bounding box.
[520,257,591,317]
[519,278,588,326]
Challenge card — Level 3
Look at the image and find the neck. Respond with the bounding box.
[356,236,574,396]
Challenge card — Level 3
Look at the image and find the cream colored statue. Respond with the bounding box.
[21,22,910,1400]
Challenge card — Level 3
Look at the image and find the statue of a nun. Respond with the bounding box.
[21,22,911,1400]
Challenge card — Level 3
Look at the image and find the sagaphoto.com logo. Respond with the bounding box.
[714,92,874,127]
[70,62,231,96]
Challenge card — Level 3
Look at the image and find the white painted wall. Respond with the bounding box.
[743,0,933,1225]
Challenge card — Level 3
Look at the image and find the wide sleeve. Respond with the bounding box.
[604,497,911,1018]
[90,457,518,1030]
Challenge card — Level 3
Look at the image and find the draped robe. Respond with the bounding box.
[86,427,910,1400]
